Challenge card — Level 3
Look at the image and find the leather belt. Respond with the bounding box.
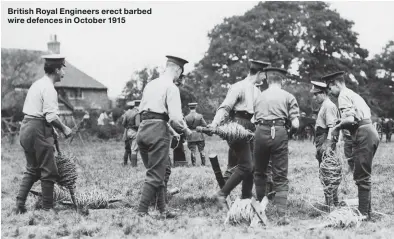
[256,119,286,126]
[233,111,253,120]
[140,111,169,122]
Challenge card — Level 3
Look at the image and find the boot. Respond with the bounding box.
[255,179,266,202]
[191,153,196,166]
[41,181,55,210]
[123,151,129,166]
[241,173,253,199]
[213,191,228,209]
[130,154,137,167]
[358,188,371,220]
[200,153,206,166]
[137,183,157,213]
[15,174,36,213]
[274,191,290,226]
[157,186,177,219]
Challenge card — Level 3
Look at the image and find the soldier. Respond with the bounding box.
[325,71,379,220]
[136,55,192,219]
[14,54,73,213]
[209,60,268,205]
[254,67,300,225]
[122,100,140,166]
[310,81,340,206]
[121,101,134,166]
[185,102,208,166]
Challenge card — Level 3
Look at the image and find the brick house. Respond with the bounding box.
[2,35,110,117]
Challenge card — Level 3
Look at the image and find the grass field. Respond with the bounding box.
[1,136,394,239]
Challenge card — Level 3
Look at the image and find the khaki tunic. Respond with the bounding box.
[184,111,207,142]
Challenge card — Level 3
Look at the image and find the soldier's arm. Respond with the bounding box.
[326,105,339,140]
[201,115,208,127]
[211,85,240,127]
[43,86,71,136]
[335,94,356,130]
[167,85,191,135]
[121,113,127,127]
[288,94,300,129]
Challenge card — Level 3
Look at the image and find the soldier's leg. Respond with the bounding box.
[223,148,238,181]
[130,134,138,167]
[353,125,379,218]
[344,134,354,171]
[253,125,272,201]
[197,141,206,166]
[124,139,131,165]
[36,137,59,210]
[187,142,197,166]
[137,121,170,214]
[271,127,290,223]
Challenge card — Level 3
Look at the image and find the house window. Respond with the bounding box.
[68,88,83,99]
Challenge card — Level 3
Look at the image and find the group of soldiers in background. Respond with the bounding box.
[378,117,394,142]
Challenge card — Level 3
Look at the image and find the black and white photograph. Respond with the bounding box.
[1,1,394,238]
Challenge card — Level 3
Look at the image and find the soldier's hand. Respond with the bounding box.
[322,139,333,152]
[185,128,192,137]
[63,126,73,138]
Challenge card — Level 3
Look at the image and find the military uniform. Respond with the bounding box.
[172,118,187,166]
[122,101,140,166]
[136,55,189,217]
[185,103,207,166]
[254,67,300,218]
[310,81,340,206]
[325,71,379,218]
[211,60,268,201]
[16,54,70,212]
[342,129,354,170]
[385,119,393,142]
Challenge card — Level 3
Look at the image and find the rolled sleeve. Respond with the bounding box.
[326,105,339,128]
[167,85,185,132]
[288,95,300,121]
[338,94,356,119]
[43,86,59,123]
[212,85,241,125]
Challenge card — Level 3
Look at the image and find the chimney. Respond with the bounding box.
[47,34,60,54]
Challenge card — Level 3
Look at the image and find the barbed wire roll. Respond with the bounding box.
[214,122,254,144]
[55,153,78,206]
[319,149,342,200]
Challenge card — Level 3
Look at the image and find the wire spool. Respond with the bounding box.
[54,139,78,207]
[225,198,255,225]
[319,149,342,203]
[324,207,364,228]
[197,122,254,144]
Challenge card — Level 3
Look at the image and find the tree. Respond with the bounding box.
[1,49,43,119]
[194,1,372,118]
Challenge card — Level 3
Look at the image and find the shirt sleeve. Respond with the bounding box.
[167,85,186,133]
[212,85,241,126]
[325,104,339,128]
[338,93,356,119]
[42,85,59,123]
[288,94,300,121]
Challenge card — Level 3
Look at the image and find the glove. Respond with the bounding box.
[321,139,333,152]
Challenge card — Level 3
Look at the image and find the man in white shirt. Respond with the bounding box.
[14,54,73,214]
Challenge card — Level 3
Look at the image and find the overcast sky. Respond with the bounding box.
[2,1,394,98]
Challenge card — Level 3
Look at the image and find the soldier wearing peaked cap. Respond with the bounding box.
[209,59,268,206]
[136,55,192,219]
[325,71,379,220]
[184,102,208,166]
[14,54,73,214]
[310,80,340,206]
[253,66,300,225]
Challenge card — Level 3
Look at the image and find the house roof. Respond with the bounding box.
[4,48,107,90]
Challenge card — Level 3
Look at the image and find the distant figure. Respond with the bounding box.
[184,102,207,166]
[97,111,109,126]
